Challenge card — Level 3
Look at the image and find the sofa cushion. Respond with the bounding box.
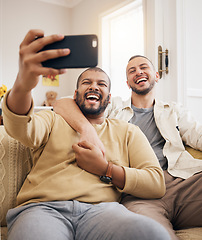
[0,126,33,227]
[1,227,7,240]
[176,227,202,240]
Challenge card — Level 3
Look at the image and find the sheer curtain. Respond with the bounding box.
[101,0,144,100]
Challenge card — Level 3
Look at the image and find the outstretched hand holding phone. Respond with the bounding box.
[6,29,70,115]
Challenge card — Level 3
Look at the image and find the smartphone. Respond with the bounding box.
[39,34,98,69]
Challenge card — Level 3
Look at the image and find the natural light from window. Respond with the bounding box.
[101,0,144,100]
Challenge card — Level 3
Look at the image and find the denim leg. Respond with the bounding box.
[6,202,75,240]
[75,202,171,240]
[7,201,171,240]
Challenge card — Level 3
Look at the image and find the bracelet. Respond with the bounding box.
[100,162,113,184]
[106,161,113,178]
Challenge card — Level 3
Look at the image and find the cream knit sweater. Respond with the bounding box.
[2,94,165,207]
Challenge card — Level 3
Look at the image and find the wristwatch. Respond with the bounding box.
[100,162,113,184]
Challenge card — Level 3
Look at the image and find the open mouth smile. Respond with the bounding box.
[135,77,148,84]
[85,92,102,102]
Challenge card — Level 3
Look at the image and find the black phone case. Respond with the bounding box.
[40,35,98,69]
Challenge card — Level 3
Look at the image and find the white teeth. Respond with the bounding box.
[136,78,147,84]
[86,94,99,100]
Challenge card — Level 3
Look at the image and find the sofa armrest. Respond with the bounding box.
[185,146,202,159]
[0,126,33,227]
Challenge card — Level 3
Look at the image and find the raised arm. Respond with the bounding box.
[7,29,70,115]
[53,98,105,154]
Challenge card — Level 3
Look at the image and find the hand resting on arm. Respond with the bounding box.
[73,140,125,189]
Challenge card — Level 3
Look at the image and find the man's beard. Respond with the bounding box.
[75,91,110,116]
[130,80,155,95]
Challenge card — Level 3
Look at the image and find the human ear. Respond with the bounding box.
[126,81,130,89]
[108,93,112,103]
[73,90,77,100]
[155,72,160,83]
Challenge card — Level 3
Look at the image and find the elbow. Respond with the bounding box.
[134,179,166,200]
[152,182,166,198]
[143,182,165,199]
[150,170,166,198]
[141,168,166,199]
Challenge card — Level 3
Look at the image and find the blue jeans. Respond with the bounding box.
[7,200,170,240]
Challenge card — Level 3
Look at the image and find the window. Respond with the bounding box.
[101,0,144,100]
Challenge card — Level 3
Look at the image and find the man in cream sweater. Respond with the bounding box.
[3,30,170,240]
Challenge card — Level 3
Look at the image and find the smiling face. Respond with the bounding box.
[74,68,111,118]
[126,56,159,95]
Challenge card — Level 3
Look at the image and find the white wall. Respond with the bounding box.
[178,0,202,122]
[0,0,129,106]
[1,0,71,106]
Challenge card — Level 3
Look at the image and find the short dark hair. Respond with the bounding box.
[128,55,156,70]
[76,67,111,91]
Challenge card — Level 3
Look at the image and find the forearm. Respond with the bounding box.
[54,98,105,154]
[125,125,166,198]
[7,82,32,115]
[110,164,125,190]
[3,92,54,149]
[53,98,92,134]
[123,166,165,198]
[2,90,33,145]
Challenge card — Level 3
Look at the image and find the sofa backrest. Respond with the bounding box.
[0,126,33,227]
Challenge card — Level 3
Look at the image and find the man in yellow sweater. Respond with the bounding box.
[3,29,170,240]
